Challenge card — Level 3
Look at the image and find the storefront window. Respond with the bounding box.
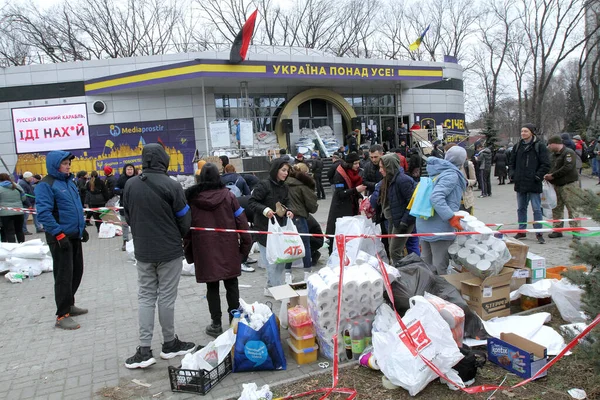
[214,94,286,132]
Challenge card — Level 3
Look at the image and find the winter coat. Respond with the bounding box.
[184,186,251,283]
[549,146,579,186]
[115,164,136,215]
[327,160,343,184]
[85,179,108,207]
[105,175,117,199]
[381,154,416,229]
[285,172,318,219]
[510,137,551,194]
[122,144,191,263]
[478,147,492,171]
[240,173,259,192]
[221,173,251,196]
[248,158,290,247]
[17,179,34,207]
[34,150,85,238]
[493,150,507,178]
[416,158,467,242]
[325,166,362,235]
[310,158,324,178]
[76,178,87,206]
[0,183,25,216]
[361,160,382,195]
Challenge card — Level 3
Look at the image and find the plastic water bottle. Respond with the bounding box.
[285,272,293,284]
[351,321,365,360]
[230,311,241,334]
[362,318,373,347]
[28,266,34,280]
[342,318,353,360]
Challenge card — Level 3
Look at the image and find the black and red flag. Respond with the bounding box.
[229,9,258,64]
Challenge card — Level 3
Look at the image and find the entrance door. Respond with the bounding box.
[380,116,396,150]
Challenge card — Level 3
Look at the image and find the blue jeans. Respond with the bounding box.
[23,212,43,232]
[406,227,421,256]
[517,192,542,230]
[285,217,311,270]
[593,158,599,176]
[258,244,285,288]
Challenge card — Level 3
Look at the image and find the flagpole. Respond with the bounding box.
[201,78,210,155]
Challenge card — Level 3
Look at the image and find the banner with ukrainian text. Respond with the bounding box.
[15,118,195,177]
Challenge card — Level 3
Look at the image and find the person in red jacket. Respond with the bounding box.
[391,148,409,172]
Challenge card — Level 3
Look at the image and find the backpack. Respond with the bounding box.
[226,177,242,197]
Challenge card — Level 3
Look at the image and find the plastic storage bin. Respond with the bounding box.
[289,329,316,349]
[287,338,319,365]
[288,316,314,337]
[546,265,587,280]
[168,353,232,395]
[288,305,311,327]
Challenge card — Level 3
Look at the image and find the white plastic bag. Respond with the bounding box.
[181,260,195,276]
[238,383,273,400]
[98,222,116,239]
[550,279,586,323]
[180,329,235,383]
[125,240,135,260]
[541,181,557,209]
[372,298,464,396]
[266,218,305,264]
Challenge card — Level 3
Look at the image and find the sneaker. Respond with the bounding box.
[477,195,487,198]
[548,232,563,238]
[125,346,156,369]
[513,233,527,240]
[55,314,80,330]
[70,305,88,316]
[205,323,223,338]
[245,257,258,264]
[160,335,195,359]
[264,288,274,298]
[24,231,32,236]
[241,263,255,272]
[536,234,545,244]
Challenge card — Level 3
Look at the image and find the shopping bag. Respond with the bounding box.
[409,176,438,219]
[541,181,557,209]
[266,218,305,264]
[233,314,287,372]
[98,222,116,238]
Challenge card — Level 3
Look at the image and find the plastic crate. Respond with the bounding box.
[168,353,232,395]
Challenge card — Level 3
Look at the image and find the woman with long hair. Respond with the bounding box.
[0,173,25,243]
[84,171,109,232]
[184,163,252,337]
[325,152,366,253]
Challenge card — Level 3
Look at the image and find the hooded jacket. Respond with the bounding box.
[416,157,468,242]
[35,150,85,238]
[510,136,551,193]
[122,144,191,263]
[184,186,251,283]
[381,154,416,229]
[285,171,318,219]
[478,147,492,171]
[248,158,290,247]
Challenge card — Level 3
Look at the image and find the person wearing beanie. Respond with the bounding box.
[415,146,468,275]
[310,152,325,200]
[34,151,89,330]
[103,165,117,200]
[544,135,581,241]
[509,123,551,244]
[18,171,44,234]
[325,152,366,253]
[294,152,307,167]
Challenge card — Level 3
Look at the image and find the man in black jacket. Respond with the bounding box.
[327,152,343,185]
[361,144,383,196]
[310,152,325,199]
[510,123,551,244]
[544,135,580,240]
[123,143,195,369]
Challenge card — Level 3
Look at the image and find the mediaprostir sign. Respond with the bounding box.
[11,104,90,154]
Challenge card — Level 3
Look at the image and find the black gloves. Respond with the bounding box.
[81,229,89,243]
[55,233,70,249]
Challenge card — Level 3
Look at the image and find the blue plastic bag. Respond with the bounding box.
[409,176,438,219]
[233,314,287,372]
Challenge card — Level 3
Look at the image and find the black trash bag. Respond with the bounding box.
[384,253,489,339]
[453,345,487,383]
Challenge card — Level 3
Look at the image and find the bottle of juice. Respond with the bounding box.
[351,321,365,360]
[342,318,353,360]
[362,318,373,347]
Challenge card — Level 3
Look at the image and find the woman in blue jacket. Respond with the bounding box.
[416,146,467,275]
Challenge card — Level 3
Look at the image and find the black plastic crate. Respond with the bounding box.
[167,353,232,395]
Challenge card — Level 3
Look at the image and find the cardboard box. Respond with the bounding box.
[505,267,530,291]
[504,237,529,268]
[443,268,513,320]
[488,333,548,380]
[526,252,546,282]
[268,282,308,309]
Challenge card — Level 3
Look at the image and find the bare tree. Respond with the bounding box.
[436,0,481,61]
[506,25,533,130]
[519,0,600,132]
[196,0,254,43]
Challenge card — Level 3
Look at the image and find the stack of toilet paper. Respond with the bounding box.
[307,264,385,360]
[448,212,511,279]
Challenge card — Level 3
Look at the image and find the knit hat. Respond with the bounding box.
[547,135,562,145]
[311,152,318,157]
[522,123,537,135]
[297,153,304,158]
[23,171,33,179]
[345,152,360,163]
[573,135,582,140]
[103,165,113,175]
[444,146,467,167]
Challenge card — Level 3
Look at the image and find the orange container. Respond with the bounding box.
[289,318,314,337]
[546,265,587,280]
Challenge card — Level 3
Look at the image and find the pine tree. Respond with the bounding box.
[563,185,600,369]
[564,82,588,134]
[480,113,499,149]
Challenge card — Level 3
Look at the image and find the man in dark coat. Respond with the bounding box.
[509,123,551,244]
[327,152,343,185]
[122,143,195,369]
[361,144,383,196]
[493,147,508,185]
[310,152,325,199]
